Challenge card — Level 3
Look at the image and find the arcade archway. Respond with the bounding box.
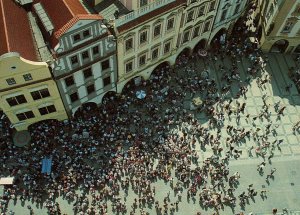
[210,28,227,50]
[193,39,207,53]
[73,102,98,119]
[175,48,191,66]
[294,44,300,54]
[270,39,289,53]
[121,76,145,95]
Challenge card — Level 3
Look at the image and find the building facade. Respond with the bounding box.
[0,0,67,131]
[91,0,186,94]
[210,0,248,46]
[257,0,300,53]
[176,0,220,56]
[33,0,118,116]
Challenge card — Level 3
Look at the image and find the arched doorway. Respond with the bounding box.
[74,102,98,119]
[102,91,118,104]
[149,61,171,83]
[175,48,191,66]
[210,28,227,51]
[193,39,207,53]
[294,44,300,54]
[122,76,145,95]
[270,39,289,53]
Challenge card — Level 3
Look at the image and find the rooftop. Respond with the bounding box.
[93,0,130,20]
[0,0,38,61]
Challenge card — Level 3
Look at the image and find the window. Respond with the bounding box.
[83,29,90,38]
[266,4,274,20]
[6,78,16,85]
[186,10,194,23]
[164,42,171,54]
[140,31,148,44]
[82,51,89,61]
[92,46,99,55]
[70,55,79,65]
[86,84,95,94]
[221,9,228,20]
[6,95,27,107]
[125,38,133,51]
[153,24,161,38]
[234,4,241,14]
[209,1,216,12]
[203,20,211,33]
[282,21,294,33]
[73,34,81,43]
[167,18,174,30]
[182,31,190,43]
[193,26,200,38]
[101,60,110,70]
[198,5,205,17]
[65,76,75,87]
[31,88,50,100]
[38,105,56,116]
[16,111,34,121]
[23,73,32,81]
[103,76,111,87]
[83,68,93,79]
[190,0,197,3]
[139,54,146,66]
[152,48,159,60]
[140,0,147,7]
[125,61,133,73]
[69,92,79,103]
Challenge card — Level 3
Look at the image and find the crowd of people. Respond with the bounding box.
[0,2,299,215]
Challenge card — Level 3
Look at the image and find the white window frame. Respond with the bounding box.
[125,59,134,73]
[138,53,147,67]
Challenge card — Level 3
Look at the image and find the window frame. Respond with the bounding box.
[186,10,195,23]
[83,68,93,79]
[164,41,171,54]
[86,84,95,95]
[152,47,159,60]
[6,78,16,85]
[6,95,27,107]
[193,25,201,38]
[139,53,147,67]
[182,30,190,43]
[103,76,111,87]
[166,17,175,31]
[69,92,79,103]
[16,111,35,121]
[70,55,79,65]
[209,0,216,12]
[39,105,56,116]
[31,88,50,101]
[139,30,148,45]
[125,60,134,73]
[125,37,134,52]
[153,23,162,38]
[198,5,206,17]
[92,46,99,55]
[101,59,110,71]
[23,73,33,81]
[65,76,75,87]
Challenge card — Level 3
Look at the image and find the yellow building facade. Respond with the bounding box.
[0,53,67,131]
[257,0,300,53]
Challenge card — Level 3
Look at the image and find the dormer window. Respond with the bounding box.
[83,30,90,38]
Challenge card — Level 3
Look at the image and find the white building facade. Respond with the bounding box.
[51,17,117,115]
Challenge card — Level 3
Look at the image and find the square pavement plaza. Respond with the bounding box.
[5,53,300,215]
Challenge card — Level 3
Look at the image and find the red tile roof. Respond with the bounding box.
[0,0,38,61]
[55,14,103,38]
[34,0,103,48]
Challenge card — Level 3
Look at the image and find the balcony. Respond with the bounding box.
[116,0,176,27]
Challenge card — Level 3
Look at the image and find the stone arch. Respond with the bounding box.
[270,39,289,53]
[121,76,146,94]
[149,61,171,80]
[294,44,300,54]
[175,47,192,66]
[193,39,207,53]
[102,91,118,104]
[209,28,227,50]
[73,102,98,118]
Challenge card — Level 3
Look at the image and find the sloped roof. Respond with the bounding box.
[0,0,38,61]
[34,0,103,48]
[55,14,103,38]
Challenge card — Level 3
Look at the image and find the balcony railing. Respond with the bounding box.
[116,0,176,27]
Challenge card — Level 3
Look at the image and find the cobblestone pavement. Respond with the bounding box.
[5,53,300,215]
